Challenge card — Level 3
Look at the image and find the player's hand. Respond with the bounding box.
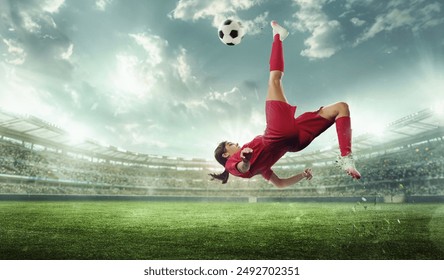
[240,148,253,162]
[303,168,313,180]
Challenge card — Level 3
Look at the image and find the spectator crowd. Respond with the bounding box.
[1,137,443,198]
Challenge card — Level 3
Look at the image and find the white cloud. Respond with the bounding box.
[15,1,63,33]
[170,0,226,25]
[95,0,113,11]
[60,43,74,61]
[42,0,65,14]
[2,39,26,65]
[300,20,342,59]
[129,33,168,66]
[353,1,443,46]
[182,99,209,112]
[414,2,444,31]
[174,47,198,85]
[355,8,414,46]
[350,17,365,26]
[291,0,443,58]
[171,0,256,23]
[242,12,269,35]
[105,32,170,113]
[205,87,246,105]
[291,0,343,59]
[58,116,92,145]
[0,1,74,81]
[169,0,265,33]
[20,11,42,33]
[63,84,80,108]
[0,66,55,119]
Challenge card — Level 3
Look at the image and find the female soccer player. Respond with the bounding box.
[210,21,361,187]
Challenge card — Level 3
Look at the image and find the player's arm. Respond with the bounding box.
[236,148,253,173]
[269,168,313,188]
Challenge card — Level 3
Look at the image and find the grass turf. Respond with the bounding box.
[0,201,443,259]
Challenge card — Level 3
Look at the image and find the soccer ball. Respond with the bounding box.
[218,19,245,46]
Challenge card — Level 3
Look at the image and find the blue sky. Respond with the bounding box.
[0,0,443,160]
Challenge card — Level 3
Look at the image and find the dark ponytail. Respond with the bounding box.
[209,169,229,184]
[209,141,230,184]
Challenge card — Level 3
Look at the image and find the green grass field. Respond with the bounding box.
[0,201,443,260]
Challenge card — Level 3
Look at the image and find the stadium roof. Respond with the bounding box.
[1,108,443,167]
[0,109,210,167]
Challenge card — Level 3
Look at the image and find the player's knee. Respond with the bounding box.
[336,102,350,115]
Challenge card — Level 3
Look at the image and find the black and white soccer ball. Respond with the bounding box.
[218,19,245,46]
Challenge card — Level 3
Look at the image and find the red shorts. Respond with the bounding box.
[263,100,334,152]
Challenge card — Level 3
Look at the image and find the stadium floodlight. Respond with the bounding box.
[365,121,385,138]
[67,123,90,145]
[431,101,444,117]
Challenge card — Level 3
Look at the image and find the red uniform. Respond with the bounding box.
[226,100,334,180]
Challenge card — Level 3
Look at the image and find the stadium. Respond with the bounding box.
[1,106,443,260]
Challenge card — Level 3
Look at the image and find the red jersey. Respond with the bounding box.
[225,100,334,181]
[225,136,286,180]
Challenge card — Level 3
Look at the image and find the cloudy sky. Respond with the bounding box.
[0,0,443,160]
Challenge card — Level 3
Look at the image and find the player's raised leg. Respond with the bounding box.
[319,102,361,179]
[267,21,289,103]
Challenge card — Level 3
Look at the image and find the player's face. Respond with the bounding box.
[224,142,240,157]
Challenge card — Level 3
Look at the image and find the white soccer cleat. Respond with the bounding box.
[337,154,361,179]
[271,20,289,41]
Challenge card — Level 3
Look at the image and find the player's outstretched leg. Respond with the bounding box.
[267,21,289,102]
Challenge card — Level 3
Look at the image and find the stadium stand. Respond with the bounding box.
[0,107,443,202]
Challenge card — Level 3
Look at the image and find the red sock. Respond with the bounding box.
[270,34,284,72]
[336,116,352,156]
